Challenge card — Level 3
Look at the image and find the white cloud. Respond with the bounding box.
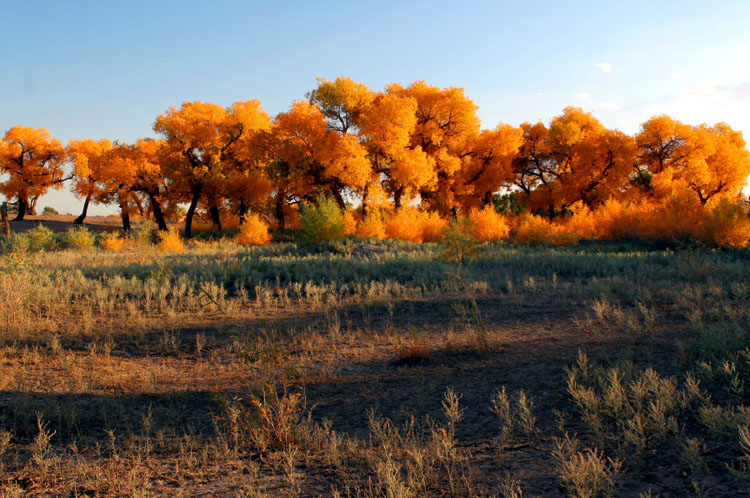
[596,63,613,73]
[574,91,591,99]
[594,101,623,111]
[733,82,750,101]
[681,81,730,101]
[634,79,750,140]
[678,81,750,102]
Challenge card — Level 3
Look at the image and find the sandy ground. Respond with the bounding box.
[6,214,126,233]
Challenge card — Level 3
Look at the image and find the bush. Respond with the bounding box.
[343,210,358,236]
[42,206,59,215]
[386,207,424,242]
[356,211,387,239]
[300,197,345,244]
[469,206,510,242]
[0,234,31,254]
[26,224,58,251]
[234,214,272,246]
[63,226,95,250]
[699,199,750,248]
[131,220,158,246]
[385,207,448,243]
[100,231,127,251]
[514,214,554,244]
[514,214,580,246]
[420,210,448,242]
[157,226,185,253]
[439,217,478,263]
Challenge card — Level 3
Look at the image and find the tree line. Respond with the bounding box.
[1,77,748,238]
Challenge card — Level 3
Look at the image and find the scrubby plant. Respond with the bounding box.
[99,231,127,251]
[157,226,185,253]
[386,207,424,243]
[234,214,272,246]
[42,206,59,215]
[300,197,346,244]
[343,209,358,237]
[356,210,387,239]
[386,207,448,243]
[698,198,750,248]
[0,233,31,254]
[62,226,95,250]
[130,220,159,246]
[439,217,477,264]
[26,224,57,251]
[420,210,448,242]
[552,434,622,498]
[514,214,581,246]
[469,206,510,242]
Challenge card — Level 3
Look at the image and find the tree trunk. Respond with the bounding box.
[275,195,286,231]
[74,193,92,224]
[148,193,168,231]
[28,196,38,215]
[119,202,131,232]
[332,189,346,210]
[184,187,202,239]
[209,202,222,230]
[238,200,249,220]
[360,185,369,219]
[483,191,493,207]
[393,188,403,211]
[14,197,27,221]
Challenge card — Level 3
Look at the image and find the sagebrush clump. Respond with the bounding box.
[300,197,346,243]
[157,226,185,252]
[234,214,272,246]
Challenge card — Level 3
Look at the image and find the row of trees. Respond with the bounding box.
[1,77,749,237]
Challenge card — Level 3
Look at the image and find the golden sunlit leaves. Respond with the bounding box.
[0,126,67,219]
[2,75,749,247]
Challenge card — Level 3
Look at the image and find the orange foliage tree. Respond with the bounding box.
[455,124,523,210]
[515,108,636,215]
[636,116,750,206]
[154,100,270,237]
[66,138,114,224]
[222,101,273,219]
[387,81,481,214]
[0,126,68,220]
[359,92,435,211]
[97,139,171,231]
[3,76,749,248]
[267,100,371,228]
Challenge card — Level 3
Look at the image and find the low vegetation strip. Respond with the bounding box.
[0,239,748,495]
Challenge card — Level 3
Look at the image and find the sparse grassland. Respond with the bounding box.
[0,237,749,496]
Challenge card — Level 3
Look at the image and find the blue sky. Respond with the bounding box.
[2,0,750,214]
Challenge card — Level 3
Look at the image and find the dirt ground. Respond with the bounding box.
[5,214,125,234]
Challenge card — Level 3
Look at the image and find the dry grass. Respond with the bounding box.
[0,237,748,496]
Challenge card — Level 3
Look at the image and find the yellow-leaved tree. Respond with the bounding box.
[67,138,114,224]
[0,126,68,220]
[267,100,371,229]
[155,100,271,237]
[387,81,481,214]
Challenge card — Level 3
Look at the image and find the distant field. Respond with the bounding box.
[0,240,749,496]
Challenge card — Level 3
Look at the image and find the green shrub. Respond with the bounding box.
[26,224,58,252]
[300,197,346,244]
[63,226,95,250]
[0,233,31,254]
[439,218,478,264]
[131,220,158,246]
[42,206,59,215]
